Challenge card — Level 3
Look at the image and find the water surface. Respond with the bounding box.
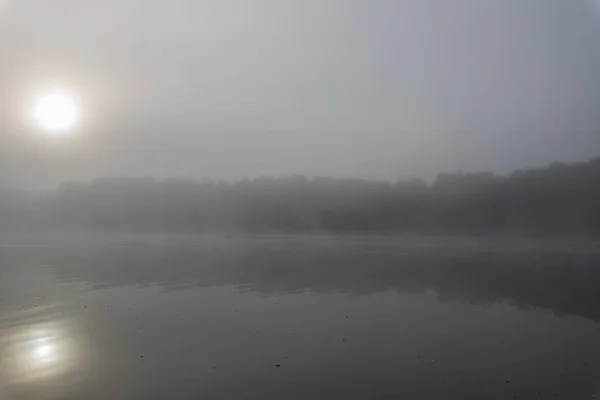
[1,234,600,399]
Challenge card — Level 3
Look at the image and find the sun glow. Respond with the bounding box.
[32,91,78,136]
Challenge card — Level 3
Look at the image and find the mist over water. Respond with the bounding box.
[3,0,600,398]
[1,235,600,399]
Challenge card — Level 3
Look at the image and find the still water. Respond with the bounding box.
[1,234,600,399]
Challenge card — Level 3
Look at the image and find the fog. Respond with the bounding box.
[0,157,597,237]
[2,0,600,187]
[5,4,600,399]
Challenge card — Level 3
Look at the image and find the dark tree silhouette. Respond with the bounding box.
[2,157,600,236]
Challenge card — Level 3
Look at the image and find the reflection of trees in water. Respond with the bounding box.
[18,245,600,324]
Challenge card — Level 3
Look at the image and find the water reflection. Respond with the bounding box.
[0,308,77,387]
[28,330,60,365]
[8,240,600,323]
[1,237,600,399]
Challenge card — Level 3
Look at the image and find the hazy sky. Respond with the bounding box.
[1,0,600,187]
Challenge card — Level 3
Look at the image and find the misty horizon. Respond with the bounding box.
[4,153,600,192]
[1,156,598,237]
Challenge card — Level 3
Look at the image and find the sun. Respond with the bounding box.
[32,91,78,135]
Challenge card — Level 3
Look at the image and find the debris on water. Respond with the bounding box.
[430,359,436,363]
[212,366,217,370]
[342,339,346,342]
[274,363,281,368]
[417,355,420,359]
[505,380,510,384]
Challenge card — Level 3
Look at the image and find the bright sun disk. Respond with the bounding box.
[33,91,78,135]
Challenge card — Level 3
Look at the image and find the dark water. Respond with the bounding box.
[1,234,600,399]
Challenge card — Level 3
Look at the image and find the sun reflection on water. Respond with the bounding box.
[0,314,78,385]
[29,335,58,365]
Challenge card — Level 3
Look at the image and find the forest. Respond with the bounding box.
[2,157,600,236]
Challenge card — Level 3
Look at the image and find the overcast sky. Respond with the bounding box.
[1,0,600,187]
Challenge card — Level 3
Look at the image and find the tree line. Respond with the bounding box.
[3,157,600,236]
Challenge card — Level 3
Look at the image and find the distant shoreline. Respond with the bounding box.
[1,229,599,254]
[2,157,600,238]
